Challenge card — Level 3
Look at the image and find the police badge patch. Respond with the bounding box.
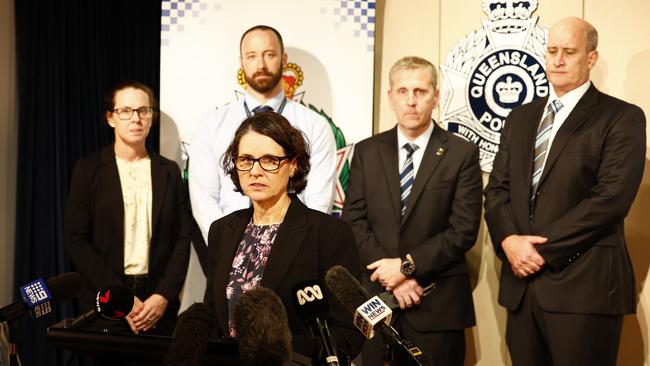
[440,0,549,172]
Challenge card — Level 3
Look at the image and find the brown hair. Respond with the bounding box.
[240,25,284,55]
[222,112,310,194]
[104,80,158,123]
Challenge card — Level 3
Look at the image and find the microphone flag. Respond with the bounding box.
[353,296,392,339]
[19,278,53,318]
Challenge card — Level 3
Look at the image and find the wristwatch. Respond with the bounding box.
[400,254,416,276]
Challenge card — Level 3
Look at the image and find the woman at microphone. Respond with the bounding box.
[203,112,364,363]
[64,81,191,336]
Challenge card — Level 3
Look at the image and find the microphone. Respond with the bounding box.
[323,266,391,339]
[234,286,292,366]
[67,285,134,329]
[163,302,216,366]
[0,272,82,322]
[292,280,340,366]
[325,266,430,365]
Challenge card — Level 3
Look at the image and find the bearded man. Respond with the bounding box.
[189,25,337,239]
[183,25,337,308]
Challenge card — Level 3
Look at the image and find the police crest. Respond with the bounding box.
[440,0,549,172]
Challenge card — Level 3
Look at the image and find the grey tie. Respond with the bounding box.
[531,100,563,197]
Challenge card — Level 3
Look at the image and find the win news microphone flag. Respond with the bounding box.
[323,265,391,339]
[324,265,430,366]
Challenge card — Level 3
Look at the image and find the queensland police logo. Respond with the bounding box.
[441,0,549,172]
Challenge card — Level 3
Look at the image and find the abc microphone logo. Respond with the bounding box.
[296,285,323,305]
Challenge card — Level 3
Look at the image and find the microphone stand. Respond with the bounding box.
[378,324,429,366]
[8,319,19,366]
[380,332,393,366]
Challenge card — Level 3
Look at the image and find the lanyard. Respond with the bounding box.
[243,97,287,118]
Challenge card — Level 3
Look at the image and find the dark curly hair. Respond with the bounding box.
[222,112,310,194]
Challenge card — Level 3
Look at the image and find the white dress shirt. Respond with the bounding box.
[115,156,152,275]
[188,91,337,242]
[396,121,435,177]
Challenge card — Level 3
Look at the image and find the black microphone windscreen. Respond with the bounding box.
[234,287,292,366]
[95,285,134,319]
[45,272,83,304]
[163,302,216,366]
[324,265,370,313]
[291,280,330,325]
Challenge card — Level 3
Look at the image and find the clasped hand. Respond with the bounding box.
[501,234,547,278]
[368,258,424,309]
[126,293,169,334]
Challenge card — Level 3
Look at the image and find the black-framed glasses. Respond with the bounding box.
[112,107,155,120]
[233,155,291,172]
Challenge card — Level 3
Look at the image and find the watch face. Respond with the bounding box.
[401,259,415,276]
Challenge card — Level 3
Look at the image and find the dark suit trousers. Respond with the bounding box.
[507,282,623,366]
[361,312,465,366]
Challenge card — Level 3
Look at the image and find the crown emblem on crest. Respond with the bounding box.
[483,0,537,21]
[441,0,548,173]
[496,76,523,103]
[482,0,538,33]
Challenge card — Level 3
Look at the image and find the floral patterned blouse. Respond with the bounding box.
[226,219,280,337]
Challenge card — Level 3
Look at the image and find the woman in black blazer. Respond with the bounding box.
[64,81,191,335]
[203,112,364,363]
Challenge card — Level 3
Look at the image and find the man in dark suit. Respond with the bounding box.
[485,17,646,366]
[342,56,483,365]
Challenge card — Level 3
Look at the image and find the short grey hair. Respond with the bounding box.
[586,26,598,51]
[389,56,438,89]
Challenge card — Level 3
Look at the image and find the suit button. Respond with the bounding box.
[535,191,541,196]
[529,214,533,220]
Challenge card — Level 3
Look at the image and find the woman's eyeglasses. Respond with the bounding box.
[112,107,155,120]
[233,155,291,172]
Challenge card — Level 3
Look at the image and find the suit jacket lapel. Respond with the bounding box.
[99,146,124,259]
[261,197,308,291]
[378,128,402,219]
[538,85,599,187]
[149,152,168,236]
[402,123,448,225]
[214,210,250,336]
[513,104,546,233]
[521,98,548,194]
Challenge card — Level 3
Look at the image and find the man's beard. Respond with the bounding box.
[244,65,283,94]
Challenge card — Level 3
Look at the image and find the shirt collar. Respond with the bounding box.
[397,121,435,151]
[547,80,591,112]
[244,90,286,111]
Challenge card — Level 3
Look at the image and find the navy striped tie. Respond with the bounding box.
[400,143,419,215]
[531,100,563,198]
